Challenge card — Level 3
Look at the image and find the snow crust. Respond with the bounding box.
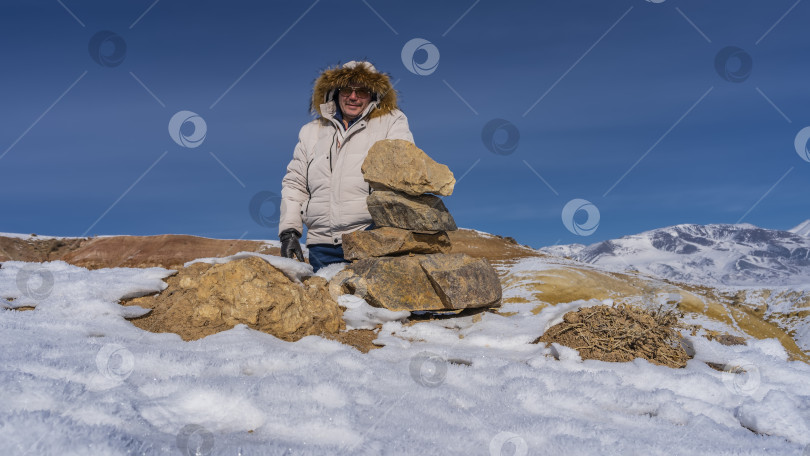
[790,219,810,237]
[2,258,809,455]
[339,295,409,330]
[185,251,313,283]
[0,232,85,240]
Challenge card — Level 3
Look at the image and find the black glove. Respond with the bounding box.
[280,229,304,262]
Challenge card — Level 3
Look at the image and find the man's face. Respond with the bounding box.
[338,85,372,120]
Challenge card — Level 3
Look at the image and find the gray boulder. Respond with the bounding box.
[367,190,457,232]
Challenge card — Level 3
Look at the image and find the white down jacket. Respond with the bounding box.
[279,61,414,246]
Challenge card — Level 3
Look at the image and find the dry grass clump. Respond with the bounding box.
[535,304,690,368]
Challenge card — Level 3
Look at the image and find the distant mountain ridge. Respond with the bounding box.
[543,223,810,287]
[791,219,810,237]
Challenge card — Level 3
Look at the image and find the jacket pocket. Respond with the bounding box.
[302,198,311,226]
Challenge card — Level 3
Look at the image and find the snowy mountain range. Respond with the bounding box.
[791,219,810,237]
[543,221,810,287]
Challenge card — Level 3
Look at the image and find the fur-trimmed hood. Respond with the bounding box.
[310,61,398,120]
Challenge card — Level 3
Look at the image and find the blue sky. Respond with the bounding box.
[1,0,808,249]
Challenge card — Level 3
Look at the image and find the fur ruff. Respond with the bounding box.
[310,62,398,120]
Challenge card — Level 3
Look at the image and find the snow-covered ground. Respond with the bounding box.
[2,257,810,455]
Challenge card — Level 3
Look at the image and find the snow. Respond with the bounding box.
[186,251,313,283]
[339,295,409,330]
[541,223,810,354]
[0,232,86,240]
[2,258,810,455]
[790,219,810,237]
[542,223,810,287]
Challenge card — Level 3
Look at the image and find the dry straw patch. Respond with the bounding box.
[536,304,690,368]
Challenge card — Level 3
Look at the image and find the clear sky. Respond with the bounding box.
[1,0,808,249]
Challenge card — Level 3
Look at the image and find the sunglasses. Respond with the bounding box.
[338,86,372,99]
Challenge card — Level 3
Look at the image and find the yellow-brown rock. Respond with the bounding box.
[337,253,502,311]
[342,227,451,260]
[362,139,455,196]
[341,256,445,311]
[419,253,502,309]
[126,256,343,341]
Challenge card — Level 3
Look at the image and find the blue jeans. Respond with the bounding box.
[307,244,348,272]
[306,224,374,272]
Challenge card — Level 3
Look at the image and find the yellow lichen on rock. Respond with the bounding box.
[126,256,343,341]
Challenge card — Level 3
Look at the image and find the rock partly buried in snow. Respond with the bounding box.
[334,253,501,311]
[342,227,451,260]
[362,139,455,196]
[367,190,457,232]
[125,256,342,341]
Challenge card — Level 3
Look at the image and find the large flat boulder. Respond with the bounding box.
[362,139,455,196]
[419,254,502,310]
[338,256,444,311]
[125,256,342,341]
[367,190,457,232]
[342,227,451,260]
[334,253,501,311]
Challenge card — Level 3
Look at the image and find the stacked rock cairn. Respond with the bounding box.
[333,139,502,312]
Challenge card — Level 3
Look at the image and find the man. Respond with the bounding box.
[279,61,414,271]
